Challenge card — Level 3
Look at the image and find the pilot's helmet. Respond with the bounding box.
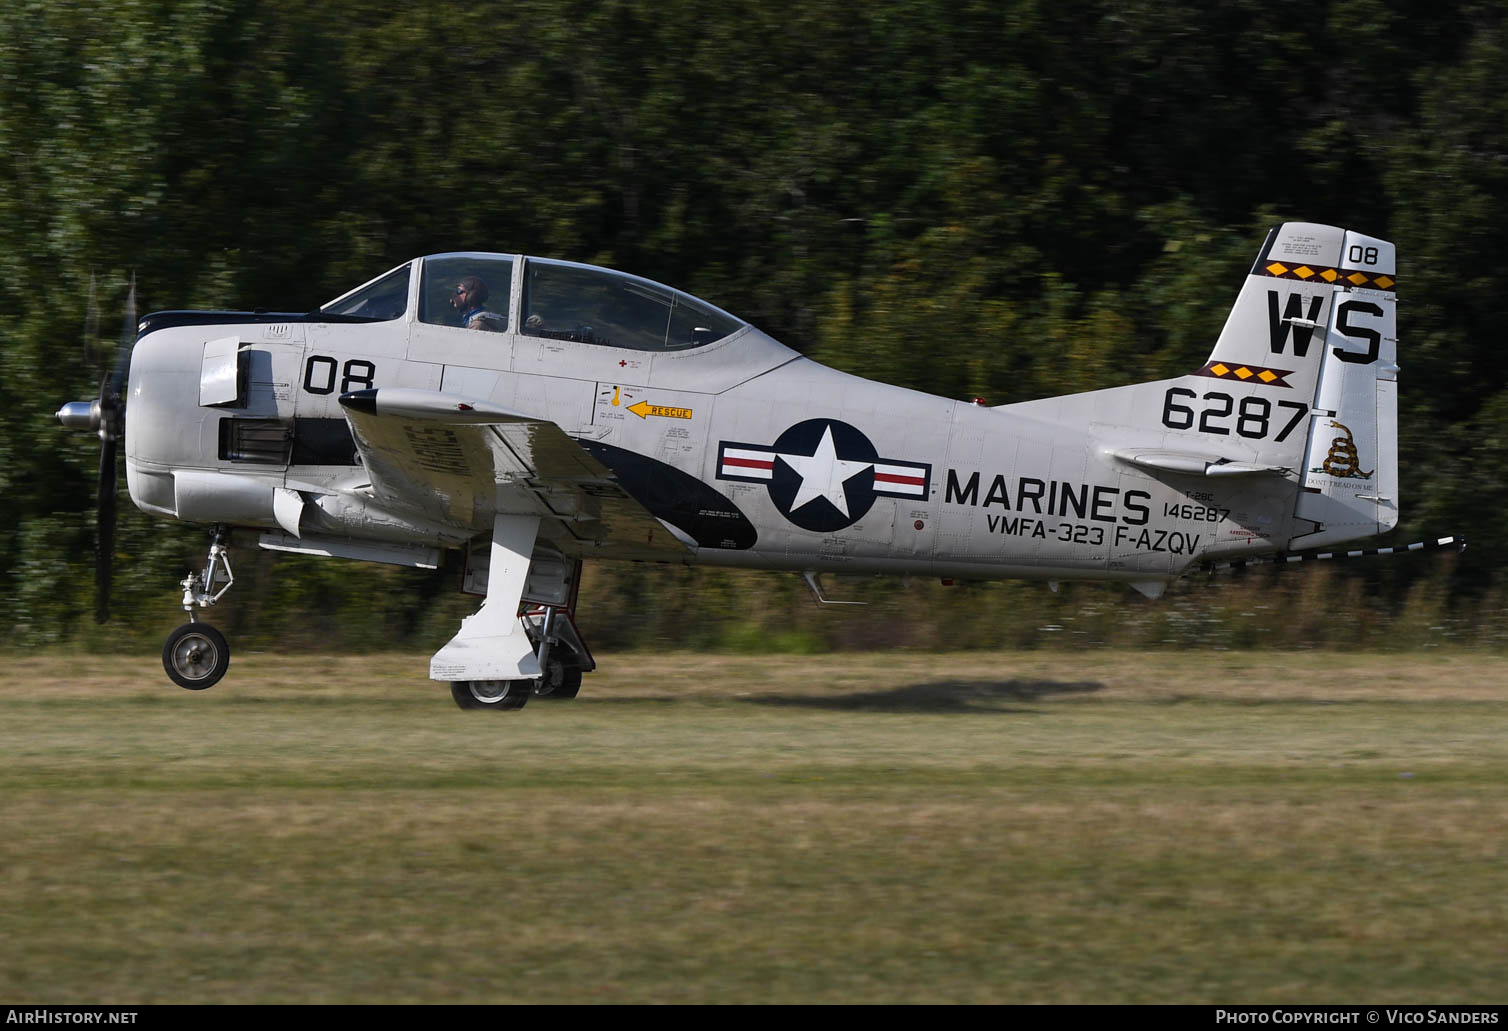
[456,275,489,305]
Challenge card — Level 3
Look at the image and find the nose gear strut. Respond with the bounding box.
[162,526,235,690]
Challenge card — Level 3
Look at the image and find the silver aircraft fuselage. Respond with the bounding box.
[124,266,1270,592]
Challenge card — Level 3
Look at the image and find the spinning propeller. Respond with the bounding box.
[56,276,137,623]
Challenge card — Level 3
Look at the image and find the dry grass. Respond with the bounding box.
[0,650,1505,1002]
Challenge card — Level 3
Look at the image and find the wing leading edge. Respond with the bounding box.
[337,387,691,561]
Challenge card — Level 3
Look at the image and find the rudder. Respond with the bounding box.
[1285,228,1397,547]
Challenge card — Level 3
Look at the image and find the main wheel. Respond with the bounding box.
[450,680,529,711]
[162,623,231,690]
[533,652,583,699]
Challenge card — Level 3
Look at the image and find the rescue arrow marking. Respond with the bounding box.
[627,400,693,420]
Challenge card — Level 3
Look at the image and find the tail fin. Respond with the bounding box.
[999,222,1398,549]
[1237,224,1398,547]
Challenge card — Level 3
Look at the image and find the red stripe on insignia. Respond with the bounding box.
[874,472,924,486]
[723,457,774,470]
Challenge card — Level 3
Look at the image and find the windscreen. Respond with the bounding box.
[321,263,411,320]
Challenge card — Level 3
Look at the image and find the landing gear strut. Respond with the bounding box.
[522,604,588,700]
[162,526,235,691]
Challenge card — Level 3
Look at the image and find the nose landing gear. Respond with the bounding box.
[162,527,235,691]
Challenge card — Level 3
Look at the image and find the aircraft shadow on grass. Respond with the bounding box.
[743,678,1104,714]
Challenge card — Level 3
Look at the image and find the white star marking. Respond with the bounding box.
[777,426,874,518]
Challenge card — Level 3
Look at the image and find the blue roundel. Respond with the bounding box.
[766,419,881,532]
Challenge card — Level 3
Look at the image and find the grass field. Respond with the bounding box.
[1,649,1504,1003]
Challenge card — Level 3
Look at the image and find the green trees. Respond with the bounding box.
[2,0,1503,648]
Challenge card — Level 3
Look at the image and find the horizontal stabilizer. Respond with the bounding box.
[1110,449,1289,478]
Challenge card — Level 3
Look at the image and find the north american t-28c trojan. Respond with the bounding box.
[58,222,1436,709]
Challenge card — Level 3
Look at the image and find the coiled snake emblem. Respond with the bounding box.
[1319,420,1373,479]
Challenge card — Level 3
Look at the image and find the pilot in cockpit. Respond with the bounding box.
[450,275,506,332]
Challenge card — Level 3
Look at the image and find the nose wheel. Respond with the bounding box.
[162,623,230,690]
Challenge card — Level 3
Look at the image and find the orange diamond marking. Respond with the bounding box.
[1321,268,1339,282]
[1375,275,1395,290]
[1234,366,1254,379]
[1265,262,1289,276]
[1294,266,1315,279]
[1347,271,1369,285]
[1210,363,1230,377]
[1258,370,1277,383]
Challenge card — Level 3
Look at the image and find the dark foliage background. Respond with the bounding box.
[3,0,1504,652]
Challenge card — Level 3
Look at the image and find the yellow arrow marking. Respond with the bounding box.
[627,400,693,420]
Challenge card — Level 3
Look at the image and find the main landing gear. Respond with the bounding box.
[448,604,591,712]
[162,527,234,691]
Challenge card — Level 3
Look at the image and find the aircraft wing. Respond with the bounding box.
[337,387,691,560]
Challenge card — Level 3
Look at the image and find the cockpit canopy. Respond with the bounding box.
[321,253,746,352]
